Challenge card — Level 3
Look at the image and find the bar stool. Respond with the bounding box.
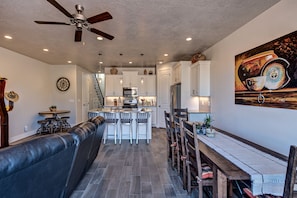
[104,111,118,144]
[57,116,71,132]
[136,111,149,144]
[45,117,57,133]
[36,119,49,134]
[119,111,133,144]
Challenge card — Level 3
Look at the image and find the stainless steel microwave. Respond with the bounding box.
[123,87,138,97]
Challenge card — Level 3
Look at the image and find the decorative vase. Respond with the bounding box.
[110,67,118,75]
[191,52,206,63]
[0,78,9,148]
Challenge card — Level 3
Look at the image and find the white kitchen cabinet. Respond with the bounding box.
[138,75,156,96]
[190,61,211,96]
[122,71,138,87]
[172,63,181,84]
[105,75,123,96]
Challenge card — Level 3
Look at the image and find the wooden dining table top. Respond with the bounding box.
[39,110,70,115]
[197,130,287,196]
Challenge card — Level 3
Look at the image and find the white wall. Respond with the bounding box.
[1,47,91,143]
[1,47,51,141]
[204,0,297,156]
[50,65,77,125]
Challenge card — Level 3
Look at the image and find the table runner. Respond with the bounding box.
[198,131,287,196]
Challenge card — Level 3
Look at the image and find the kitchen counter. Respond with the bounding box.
[88,108,152,141]
[188,110,210,122]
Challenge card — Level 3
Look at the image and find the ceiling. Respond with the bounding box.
[0,0,280,73]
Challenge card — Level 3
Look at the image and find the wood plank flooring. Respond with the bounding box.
[70,128,198,198]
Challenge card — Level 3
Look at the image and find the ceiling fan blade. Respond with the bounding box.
[47,0,73,18]
[89,28,114,40]
[87,12,112,24]
[75,29,82,42]
[34,21,70,25]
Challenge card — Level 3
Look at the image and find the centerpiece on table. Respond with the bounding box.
[204,114,215,137]
[49,105,57,112]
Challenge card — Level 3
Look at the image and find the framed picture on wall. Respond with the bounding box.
[235,30,297,110]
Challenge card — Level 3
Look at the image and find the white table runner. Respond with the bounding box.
[198,131,287,196]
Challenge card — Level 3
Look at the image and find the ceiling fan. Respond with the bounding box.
[35,0,114,42]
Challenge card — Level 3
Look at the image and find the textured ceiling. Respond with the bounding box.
[0,0,280,72]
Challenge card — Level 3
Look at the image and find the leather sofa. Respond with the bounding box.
[0,116,105,198]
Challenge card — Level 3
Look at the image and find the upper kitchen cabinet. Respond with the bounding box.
[172,63,181,84]
[190,61,211,96]
[105,74,123,96]
[138,75,156,96]
[122,71,138,87]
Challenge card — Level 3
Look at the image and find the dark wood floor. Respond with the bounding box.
[70,128,198,198]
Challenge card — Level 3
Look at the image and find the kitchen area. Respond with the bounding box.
[88,67,157,142]
[89,61,211,142]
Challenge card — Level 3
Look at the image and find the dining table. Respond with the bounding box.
[38,110,71,133]
[38,110,70,118]
[197,129,287,197]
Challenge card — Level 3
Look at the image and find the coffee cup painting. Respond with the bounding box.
[235,30,297,109]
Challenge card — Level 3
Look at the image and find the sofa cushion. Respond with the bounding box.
[0,133,76,198]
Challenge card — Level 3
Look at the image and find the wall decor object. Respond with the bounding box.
[56,77,70,92]
[235,30,297,109]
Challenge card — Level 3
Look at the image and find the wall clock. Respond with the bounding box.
[56,77,70,91]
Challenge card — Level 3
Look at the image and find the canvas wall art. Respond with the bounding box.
[235,30,297,109]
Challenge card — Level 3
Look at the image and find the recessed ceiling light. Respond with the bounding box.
[97,37,103,40]
[67,61,72,63]
[186,37,192,41]
[129,61,133,64]
[159,61,163,64]
[43,48,49,52]
[4,35,12,39]
[164,54,168,57]
[99,61,103,64]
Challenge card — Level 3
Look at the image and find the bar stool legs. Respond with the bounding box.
[104,112,118,144]
[136,111,149,145]
[120,112,133,145]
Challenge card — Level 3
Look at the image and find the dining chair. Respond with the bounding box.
[135,111,149,144]
[243,145,297,198]
[164,111,177,168]
[174,115,187,190]
[119,111,133,144]
[104,111,118,144]
[183,120,217,196]
[174,108,189,121]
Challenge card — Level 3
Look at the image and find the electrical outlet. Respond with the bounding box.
[24,126,28,132]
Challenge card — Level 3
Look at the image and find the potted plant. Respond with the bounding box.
[49,105,57,112]
[203,114,215,137]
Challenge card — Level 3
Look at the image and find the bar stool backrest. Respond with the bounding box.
[120,112,132,123]
[104,112,117,123]
[136,111,149,123]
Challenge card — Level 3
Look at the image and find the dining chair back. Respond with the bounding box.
[183,120,216,196]
[174,108,188,121]
[243,145,297,198]
[174,115,187,189]
[283,145,297,198]
[164,111,177,168]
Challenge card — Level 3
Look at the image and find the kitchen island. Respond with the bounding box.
[88,108,152,142]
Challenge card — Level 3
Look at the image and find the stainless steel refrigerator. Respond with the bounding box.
[170,83,181,115]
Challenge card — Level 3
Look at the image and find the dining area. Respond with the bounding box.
[36,108,71,134]
[164,109,297,198]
